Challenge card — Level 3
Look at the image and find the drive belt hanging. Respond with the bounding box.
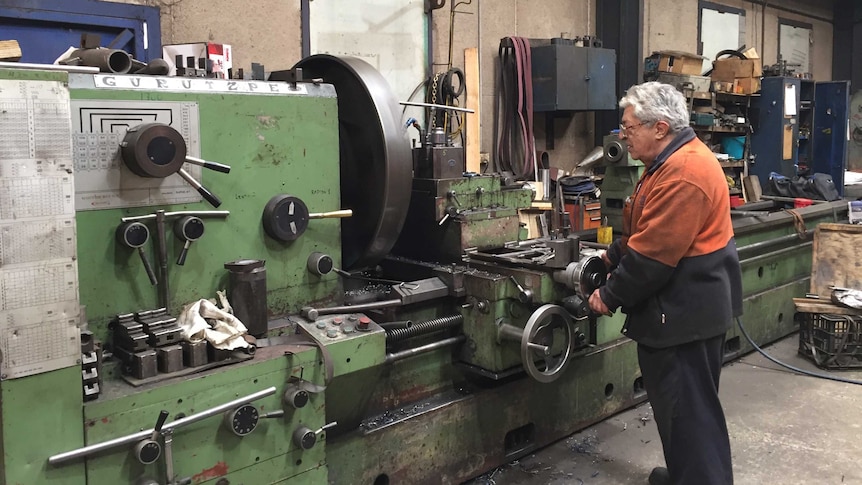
[495,36,535,179]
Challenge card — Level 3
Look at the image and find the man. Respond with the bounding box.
[588,81,742,485]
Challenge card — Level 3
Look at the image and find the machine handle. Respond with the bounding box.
[185,156,231,174]
[138,247,158,285]
[152,410,170,440]
[195,186,222,208]
[308,209,353,219]
[177,168,222,208]
[176,241,191,266]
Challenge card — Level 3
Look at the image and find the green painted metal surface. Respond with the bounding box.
[68,76,343,342]
[1,367,87,485]
[82,345,327,484]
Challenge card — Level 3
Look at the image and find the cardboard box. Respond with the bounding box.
[734,77,761,94]
[653,50,706,76]
[711,58,762,82]
[162,43,232,79]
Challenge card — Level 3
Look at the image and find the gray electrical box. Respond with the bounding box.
[531,42,617,111]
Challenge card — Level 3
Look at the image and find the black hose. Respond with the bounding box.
[736,317,862,386]
[386,314,463,343]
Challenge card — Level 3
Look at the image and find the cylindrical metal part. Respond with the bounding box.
[378,321,413,330]
[307,252,334,276]
[155,210,170,312]
[72,48,132,74]
[224,259,268,337]
[539,169,550,199]
[384,336,466,364]
[430,127,447,146]
[385,314,463,343]
[47,387,276,466]
[306,299,402,318]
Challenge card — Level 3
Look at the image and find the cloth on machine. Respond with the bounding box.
[177,290,251,350]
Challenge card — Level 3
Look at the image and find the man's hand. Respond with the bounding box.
[589,288,611,316]
[600,250,612,268]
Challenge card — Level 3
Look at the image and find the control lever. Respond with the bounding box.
[293,421,338,450]
[133,410,169,465]
[173,216,205,266]
[176,168,221,208]
[117,221,158,286]
[184,155,231,174]
[509,276,534,303]
[446,189,462,207]
[438,206,458,226]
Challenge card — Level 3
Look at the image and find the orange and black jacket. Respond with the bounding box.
[599,127,743,348]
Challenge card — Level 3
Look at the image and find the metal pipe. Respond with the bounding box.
[730,210,770,217]
[386,314,463,343]
[739,242,812,266]
[48,387,276,466]
[736,231,813,253]
[384,336,465,364]
[121,211,230,223]
[155,210,169,312]
[71,48,133,74]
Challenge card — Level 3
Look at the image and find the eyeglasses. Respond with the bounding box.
[619,121,648,136]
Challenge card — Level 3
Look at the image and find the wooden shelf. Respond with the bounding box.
[693,125,747,134]
[719,161,744,168]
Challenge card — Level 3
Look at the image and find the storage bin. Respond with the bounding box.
[721,136,745,160]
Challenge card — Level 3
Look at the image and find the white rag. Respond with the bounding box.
[832,288,862,310]
[177,290,250,350]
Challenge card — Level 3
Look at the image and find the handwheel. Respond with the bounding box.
[521,305,576,383]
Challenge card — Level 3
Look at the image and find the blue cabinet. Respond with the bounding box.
[749,77,799,183]
[812,81,850,196]
[749,77,850,196]
[0,0,161,63]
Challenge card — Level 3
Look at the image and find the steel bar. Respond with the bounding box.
[384,336,466,364]
[121,211,230,223]
[736,231,814,254]
[399,101,475,113]
[0,61,99,73]
[48,387,276,466]
[738,242,812,266]
[155,210,169,312]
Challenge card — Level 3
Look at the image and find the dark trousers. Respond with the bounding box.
[638,334,733,485]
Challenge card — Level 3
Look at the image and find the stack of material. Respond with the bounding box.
[711,48,762,94]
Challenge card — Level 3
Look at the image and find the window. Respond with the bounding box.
[778,18,812,76]
[698,1,746,65]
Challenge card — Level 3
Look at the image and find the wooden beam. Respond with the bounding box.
[464,47,480,173]
[0,40,22,62]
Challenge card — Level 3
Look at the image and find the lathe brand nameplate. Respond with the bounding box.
[93,75,309,96]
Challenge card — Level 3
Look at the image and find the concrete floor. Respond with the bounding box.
[464,332,862,485]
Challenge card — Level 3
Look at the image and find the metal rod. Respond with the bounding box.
[307,299,402,318]
[163,430,175,485]
[0,61,99,73]
[579,241,609,249]
[121,211,230,223]
[736,231,813,253]
[155,210,169,312]
[399,101,475,113]
[498,323,525,343]
[308,209,353,219]
[48,387,276,466]
[738,242,812,266]
[384,336,466,364]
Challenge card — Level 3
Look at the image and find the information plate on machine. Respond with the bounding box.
[93,75,309,95]
[70,99,202,210]
[0,79,81,379]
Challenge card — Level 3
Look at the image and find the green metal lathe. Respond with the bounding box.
[0,56,846,485]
